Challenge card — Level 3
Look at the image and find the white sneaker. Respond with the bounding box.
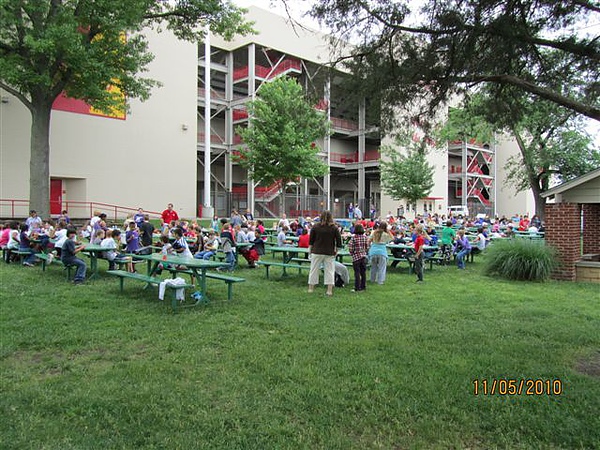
[47,253,54,264]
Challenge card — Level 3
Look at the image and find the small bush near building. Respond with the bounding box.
[483,239,558,281]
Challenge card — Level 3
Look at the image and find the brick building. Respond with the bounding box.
[541,168,600,282]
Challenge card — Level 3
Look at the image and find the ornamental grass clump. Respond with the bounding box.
[483,239,558,281]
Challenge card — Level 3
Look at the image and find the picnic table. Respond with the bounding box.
[386,243,440,271]
[80,244,108,280]
[132,253,227,303]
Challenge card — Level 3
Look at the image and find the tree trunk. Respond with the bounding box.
[29,102,53,219]
[512,128,547,222]
[280,187,286,218]
[531,183,545,223]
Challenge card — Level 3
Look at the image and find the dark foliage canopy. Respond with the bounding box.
[308,0,600,127]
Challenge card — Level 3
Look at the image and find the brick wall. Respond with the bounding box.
[545,203,581,281]
[582,204,600,255]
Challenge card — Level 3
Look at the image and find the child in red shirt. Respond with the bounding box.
[414,224,426,283]
[298,228,310,248]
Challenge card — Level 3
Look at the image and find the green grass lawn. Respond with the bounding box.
[1,256,599,449]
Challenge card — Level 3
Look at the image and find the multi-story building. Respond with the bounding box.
[0,6,534,220]
[201,6,534,220]
[199,6,382,219]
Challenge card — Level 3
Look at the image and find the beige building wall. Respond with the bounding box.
[494,136,536,218]
[0,29,198,219]
[211,6,338,65]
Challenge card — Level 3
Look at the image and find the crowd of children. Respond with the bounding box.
[2,206,537,288]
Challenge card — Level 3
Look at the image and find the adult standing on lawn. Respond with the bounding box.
[368,221,393,284]
[308,210,342,297]
[161,203,179,226]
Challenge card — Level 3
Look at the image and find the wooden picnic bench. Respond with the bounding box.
[107,270,195,312]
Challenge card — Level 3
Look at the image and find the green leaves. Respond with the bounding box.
[0,0,252,217]
[380,141,435,205]
[236,77,330,186]
[0,0,252,108]
[309,0,600,121]
[483,239,558,281]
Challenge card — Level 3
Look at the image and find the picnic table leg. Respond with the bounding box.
[194,268,210,304]
[171,293,179,313]
[87,252,99,280]
[144,261,161,290]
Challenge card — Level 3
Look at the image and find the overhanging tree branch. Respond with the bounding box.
[0,82,33,112]
[452,74,600,121]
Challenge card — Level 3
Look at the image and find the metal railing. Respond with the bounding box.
[0,199,161,222]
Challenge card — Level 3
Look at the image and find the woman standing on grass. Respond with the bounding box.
[308,210,342,297]
[368,221,393,285]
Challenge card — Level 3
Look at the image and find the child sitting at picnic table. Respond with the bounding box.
[277,226,292,247]
[18,223,39,267]
[471,227,489,255]
[389,229,409,268]
[101,229,132,272]
[91,229,105,246]
[194,230,219,260]
[171,227,193,258]
[218,223,236,272]
[237,224,260,268]
[298,228,310,248]
[454,228,472,270]
[61,228,87,284]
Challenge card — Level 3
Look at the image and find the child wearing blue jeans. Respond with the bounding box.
[218,223,236,272]
[61,228,87,284]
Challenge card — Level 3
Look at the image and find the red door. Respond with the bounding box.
[50,179,62,215]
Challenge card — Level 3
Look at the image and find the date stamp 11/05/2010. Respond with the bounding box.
[473,378,563,396]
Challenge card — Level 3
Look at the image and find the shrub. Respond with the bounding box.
[483,239,558,281]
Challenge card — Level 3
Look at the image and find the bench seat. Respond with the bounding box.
[34,253,75,279]
[205,272,245,301]
[162,267,245,301]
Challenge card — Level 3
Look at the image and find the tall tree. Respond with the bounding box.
[307,0,600,127]
[236,77,330,213]
[440,90,600,220]
[0,0,252,218]
[380,134,435,210]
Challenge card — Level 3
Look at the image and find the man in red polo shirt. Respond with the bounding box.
[161,203,179,225]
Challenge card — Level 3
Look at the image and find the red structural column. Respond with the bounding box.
[582,204,600,255]
[545,203,581,281]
